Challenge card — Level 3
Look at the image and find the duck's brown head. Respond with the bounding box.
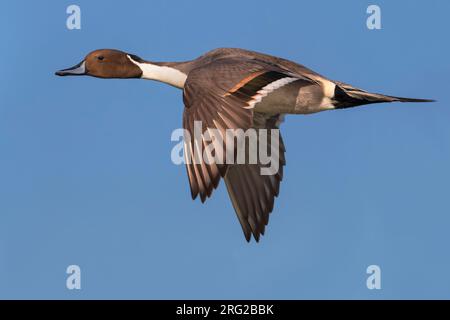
[55,49,143,78]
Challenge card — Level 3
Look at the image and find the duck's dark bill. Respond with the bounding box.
[55,61,86,76]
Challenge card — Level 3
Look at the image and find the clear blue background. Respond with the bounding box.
[0,0,448,299]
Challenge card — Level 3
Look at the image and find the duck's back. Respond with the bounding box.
[196,47,327,80]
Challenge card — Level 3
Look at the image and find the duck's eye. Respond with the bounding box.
[97,56,104,61]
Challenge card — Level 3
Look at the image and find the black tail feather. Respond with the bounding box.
[334,83,435,108]
[386,96,436,103]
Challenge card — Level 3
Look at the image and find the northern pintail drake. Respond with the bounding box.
[56,48,433,242]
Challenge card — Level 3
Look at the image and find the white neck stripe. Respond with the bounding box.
[127,55,187,89]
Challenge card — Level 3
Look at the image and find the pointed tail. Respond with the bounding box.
[334,82,435,108]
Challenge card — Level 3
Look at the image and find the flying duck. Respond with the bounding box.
[56,48,433,242]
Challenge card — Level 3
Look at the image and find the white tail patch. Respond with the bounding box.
[318,79,336,110]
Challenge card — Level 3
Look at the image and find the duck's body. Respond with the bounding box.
[56,47,433,242]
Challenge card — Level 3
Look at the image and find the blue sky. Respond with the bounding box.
[0,0,449,299]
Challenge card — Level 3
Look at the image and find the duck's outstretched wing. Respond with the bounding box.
[182,58,299,201]
[223,113,286,242]
[182,58,303,241]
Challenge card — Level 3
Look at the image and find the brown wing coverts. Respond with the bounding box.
[226,71,291,99]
